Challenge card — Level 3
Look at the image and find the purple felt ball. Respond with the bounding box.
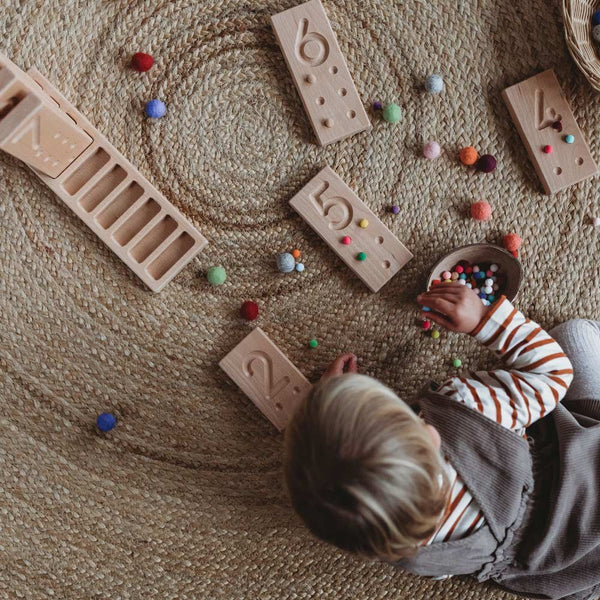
[477,154,497,173]
[391,205,400,214]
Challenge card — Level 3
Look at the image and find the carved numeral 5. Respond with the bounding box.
[309,180,353,230]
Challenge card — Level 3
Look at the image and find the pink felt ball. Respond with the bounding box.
[423,141,441,159]
[470,200,492,221]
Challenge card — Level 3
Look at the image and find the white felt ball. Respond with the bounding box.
[425,74,444,94]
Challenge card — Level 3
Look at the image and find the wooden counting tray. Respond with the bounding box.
[503,69,598,195]
[0,54,92,178]
[23,67,208,292]
[290,166,413,292]
[271,0,371,146]
[219,327,313,431]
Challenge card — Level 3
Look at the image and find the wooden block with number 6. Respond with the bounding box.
[271,0,371,146]
[290,166,413,292]
[502,69,598,194]
[219,328,312,431]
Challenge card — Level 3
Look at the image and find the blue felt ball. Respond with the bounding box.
[295,263,305,272]
[145,99,166,118]
[276,252,295,273]
[479,292,487,299]
[593,9,600,26]
[425,74,444,94]
[97,412,116,432]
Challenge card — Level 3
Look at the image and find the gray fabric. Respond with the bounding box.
[396,323,600,600]
[550,320,600,402]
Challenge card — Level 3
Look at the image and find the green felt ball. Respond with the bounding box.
[309,339,318,349]
[357,252,367,261]
[382,103,402,123]
[207,266,227,285]
[452,358,462,368]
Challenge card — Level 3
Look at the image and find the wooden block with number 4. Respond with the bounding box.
[502,69,598,194]
[219,328,312,431]
[290,166,413,292]
[271,0,371,146]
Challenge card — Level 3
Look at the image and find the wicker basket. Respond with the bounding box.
[563,0,600,90]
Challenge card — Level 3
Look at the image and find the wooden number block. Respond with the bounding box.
[271,0,371,146]
[502,69,598,194]
[290,166,413,292]
[25,67,207,293]
[219,328,312,431]
[0,56,92,178]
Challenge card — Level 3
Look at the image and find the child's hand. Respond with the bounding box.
[321,353,358,380]
[417,282,490,334]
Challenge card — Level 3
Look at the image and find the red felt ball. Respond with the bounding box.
[503,233,522,252]
[240,301,259,321]
[131,52,154,72]
[470,200,492,221]
[477,154,497,173]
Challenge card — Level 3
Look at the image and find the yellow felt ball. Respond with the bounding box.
[431,330,441,339]
[359,219,369,228]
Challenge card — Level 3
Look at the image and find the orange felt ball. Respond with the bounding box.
[460,146,479,166]
[470,200,492,221]
[503,233,522,252]
[291,249,301,259]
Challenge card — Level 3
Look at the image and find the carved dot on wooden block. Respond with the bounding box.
[324,118,334,128]
[554,166,562,175]
[338,88,347,96]
[316,96,325,105]
[347,110,356,119]
[383,260,391,269]
[576,157,584,166]
[329,65,338,74]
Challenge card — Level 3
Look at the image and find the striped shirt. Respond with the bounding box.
[425,297,574,547]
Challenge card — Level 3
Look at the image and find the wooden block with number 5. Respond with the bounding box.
[502,69,598,194]
[290,166,413,292]
[271,0,371,146]
[219,328,312,431]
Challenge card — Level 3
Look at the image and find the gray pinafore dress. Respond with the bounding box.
[396,390,600,600]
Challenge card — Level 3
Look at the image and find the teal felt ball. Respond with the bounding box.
[382,103,402,123]
[207,266,227,285]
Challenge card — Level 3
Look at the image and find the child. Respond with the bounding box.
[284,283,600,600]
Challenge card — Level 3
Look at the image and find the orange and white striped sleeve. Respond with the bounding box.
[436,296,574,432]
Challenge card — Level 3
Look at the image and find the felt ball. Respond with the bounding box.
[477,154,497,173]
[565,134,575,144]
[391,205,400,214]
[460,146,479,166]
[455,265,464,274]
[276,253,295,273]
[512,250,519,258]
[442,270,452,280]
[485,278,494,287]
[240,301,259,321]
[373,101,383,110]
[593,9,600,25]
[341,236,352,245]
[97,412,116,432]
[295,263,305,272]
[459,273,467,279]
[422,306,431,312]
[543,145,553,154]
[458,279,466,285]
[425,74,444,94]
[131,52,154,72]
[490,263,499,272]
[593,24,600,42]
[452,358,462,368]
[422,320,432,331]
[382,103,402,123]
[488,295,496,303]
[357,252,367,261]
[431,280,441,287]
[431,330,440,339]
[207,266,227,285]
[145,99,166,118]
[359,218,369,228]
[309,339,318,349]
[451,272,459,280]
[470,200,492,221]
[593,217,600,227]
[423,141,441,159]
[472,266,480,273]
[503,233,522,252]
[291,249,301,259]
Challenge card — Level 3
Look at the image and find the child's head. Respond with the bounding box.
[284,374,448,561]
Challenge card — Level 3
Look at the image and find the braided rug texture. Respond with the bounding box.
[1,1,599,598]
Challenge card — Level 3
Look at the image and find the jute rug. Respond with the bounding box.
[1,0,599,598]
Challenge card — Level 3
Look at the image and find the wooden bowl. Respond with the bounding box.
[426,244,523,302]
[562,0,600,91]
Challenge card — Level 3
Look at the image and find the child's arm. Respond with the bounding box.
[418,284,573,431]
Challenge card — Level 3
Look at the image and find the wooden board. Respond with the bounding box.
[289,166,413,292]
[271,0,370,146]
[24,67,208,292]
[502,69,598,195]
[0,56,92,178]
[219,327,312,431]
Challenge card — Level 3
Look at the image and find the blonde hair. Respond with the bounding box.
[284,374,449,561]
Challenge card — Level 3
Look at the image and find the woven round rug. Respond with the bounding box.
[1,1,599,598]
